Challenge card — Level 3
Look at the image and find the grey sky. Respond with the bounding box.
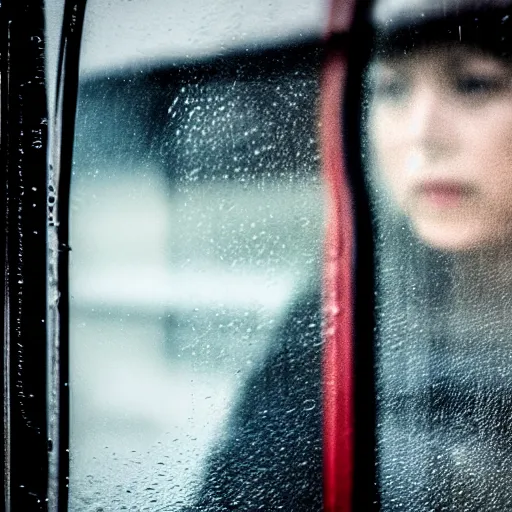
[78,0,328,75]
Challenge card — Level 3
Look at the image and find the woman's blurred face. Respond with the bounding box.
[370,45,512,251]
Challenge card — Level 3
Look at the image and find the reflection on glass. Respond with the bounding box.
[367,0,512,509]
[68,34,323,512]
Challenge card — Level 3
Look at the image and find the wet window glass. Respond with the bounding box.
[366,0,512,509]
[68,1,326,509]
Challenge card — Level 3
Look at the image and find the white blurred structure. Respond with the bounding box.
[80,0,328,74]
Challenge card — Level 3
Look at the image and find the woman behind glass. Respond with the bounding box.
[369,0,512,509]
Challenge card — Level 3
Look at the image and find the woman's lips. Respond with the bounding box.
[415,181,475,208]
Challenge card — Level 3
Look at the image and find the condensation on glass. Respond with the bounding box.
[366,0,512,509]
[68,1,326,509]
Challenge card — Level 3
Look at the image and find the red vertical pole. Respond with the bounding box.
[321,1,356,511]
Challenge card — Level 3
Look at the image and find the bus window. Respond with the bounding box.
[68,1,327,509]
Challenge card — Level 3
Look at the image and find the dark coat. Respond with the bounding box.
[188,288,324,511]
[188,225,512,511]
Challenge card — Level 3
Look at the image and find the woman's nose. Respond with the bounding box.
[406,85,454,161]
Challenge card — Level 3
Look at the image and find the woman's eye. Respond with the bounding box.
[374,78,408,101]
[455,76,503,96]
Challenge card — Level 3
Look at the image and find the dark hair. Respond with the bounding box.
[376,7,512,59]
